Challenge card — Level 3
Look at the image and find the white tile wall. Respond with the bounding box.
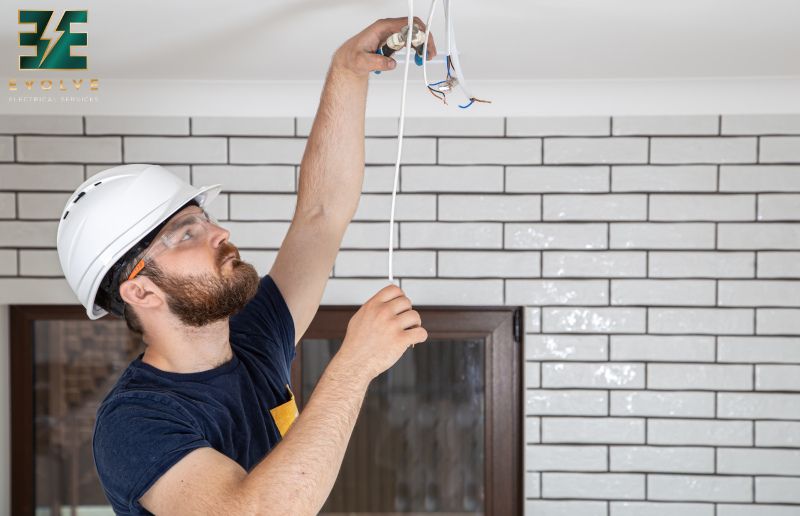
[3,114,800,513]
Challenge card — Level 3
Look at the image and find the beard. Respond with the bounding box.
[143,241,260,327]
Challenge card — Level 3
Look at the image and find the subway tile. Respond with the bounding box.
[610,335,716,362]
[610,502,714,516]
[717,505,800,516]
[526,362,541,389]
[718,392,800,419]
[720,165,800,191]
[228,194,296,220]
[223,221,290,248]
[613,115,719,136]
[125,136,226,163]
[543,307,645,333]
[647,475,752,502]
[755,421,800,447]
[0,221,58,247]
[526,444,607,472]
[650,137,756,164]
[439,194,541,221]
[543,251,646,278]
[648,364,753,390]
[506,279,608,305]
[506,166,610,193]
[610,223,715,249]
[438,251,539,277]
[524,416,541,444]
[507,116,610,136]
[525,471,541,498]
[612,165,717,192]
[758,308,800,334]
[86,116,188,135]
[610,446,714,473]
[649,194,755,221]
[718,448,800,475]
[229,137,305,164]
[611,280,716,306]
[0,137,12,161]
[722,114,800,135]
[756,365,800,391]
[402,165,504,192]
[400,278,503,305]
[191,117,293,136]
[545,138,647,164]
[0,114,83,134]
[341,222,398,249]
[0,278,77,303]
[718,336,800,363]
[757,194,800,220]
[18,249,62,276]
[362,166,396,193]
[720,280,800,307]
[400,222,502,248]
[542,473,644,500]
[335,250,435,277]
[0,164,83,191]
[543,194,647,221]
[506,223,607,250]
[525,335,608,361]
[320,278,397,304]
[353,194,436,221]
[649,252,755,278]
[526,390,608,416]
[525,500,607,516]
[17,136,121,163]
[0,250,17,275]
[403,117,505,136]
[366,138,436,164]
[648,308,754,334]
[755,477,800,504]
[17,192,71,219]
[439,138,541,164]
[0,193,14,218]
[610,391,715,418]
[760,136,800,163]
[192,165,295,192]
[719,223,800,250]
[542,417,645,444]
[647,419,752,446]
[542,363,644,389]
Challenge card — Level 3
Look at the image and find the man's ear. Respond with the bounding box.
[119,277,163,311]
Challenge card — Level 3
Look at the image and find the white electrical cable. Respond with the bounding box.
[387,0,415,285]
[422,0,438,93]
[445,0,477,103]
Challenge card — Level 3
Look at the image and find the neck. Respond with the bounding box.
[140,317,232,374]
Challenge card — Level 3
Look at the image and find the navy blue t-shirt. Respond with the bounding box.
[92,274,297,515]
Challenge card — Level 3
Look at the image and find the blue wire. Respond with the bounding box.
[458,98,475,109]
[428,80,448,86]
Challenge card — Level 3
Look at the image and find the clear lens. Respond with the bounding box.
[140,208,221,264]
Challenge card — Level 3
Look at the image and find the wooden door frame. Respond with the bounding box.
[10,304,524,516]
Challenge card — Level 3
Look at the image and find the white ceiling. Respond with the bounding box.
[3,0,799,115]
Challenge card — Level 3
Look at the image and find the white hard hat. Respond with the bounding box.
[56,163,222,320]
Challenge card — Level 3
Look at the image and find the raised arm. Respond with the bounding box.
[269,17,436,345]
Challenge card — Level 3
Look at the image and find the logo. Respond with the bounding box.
[18,10,87,70]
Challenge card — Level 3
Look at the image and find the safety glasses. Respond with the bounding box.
[126,207,223,281]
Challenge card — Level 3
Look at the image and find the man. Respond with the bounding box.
[55,16,436,515]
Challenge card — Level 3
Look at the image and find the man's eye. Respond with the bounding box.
[180,230,193,241]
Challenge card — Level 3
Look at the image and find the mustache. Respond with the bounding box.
[216,241,241,267]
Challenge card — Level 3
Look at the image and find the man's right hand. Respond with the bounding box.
[337,283,428,382]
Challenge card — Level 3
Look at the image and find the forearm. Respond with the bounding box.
[296,63,369,222]
[240,354,369,515]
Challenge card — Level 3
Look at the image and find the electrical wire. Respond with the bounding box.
[387,0,415,285]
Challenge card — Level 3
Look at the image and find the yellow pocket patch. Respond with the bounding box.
[269,384,299,437]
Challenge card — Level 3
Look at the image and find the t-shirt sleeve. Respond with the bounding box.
[93,392,211,515]
[229,274,297,365]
